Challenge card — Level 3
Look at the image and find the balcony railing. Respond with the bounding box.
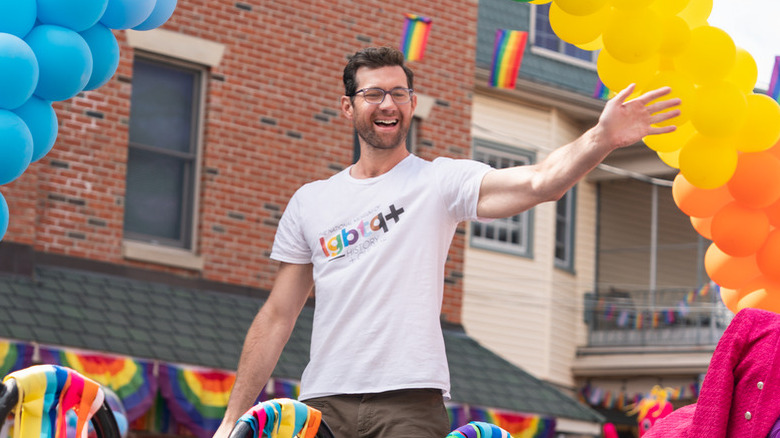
[584,285,732,347]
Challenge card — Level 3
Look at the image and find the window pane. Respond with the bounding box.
[129,59,196,153]
[124,148,186,241]
[471,141,534,256]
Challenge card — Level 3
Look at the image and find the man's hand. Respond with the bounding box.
[595,84,682,150]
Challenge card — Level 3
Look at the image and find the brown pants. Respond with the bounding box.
[304,388,451,438]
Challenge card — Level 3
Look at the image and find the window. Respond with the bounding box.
[124,57,205,250]
[471,140,534,257]
[533,4,597,63]
[555,186,576,271]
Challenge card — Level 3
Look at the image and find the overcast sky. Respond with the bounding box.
[708,0,780,90]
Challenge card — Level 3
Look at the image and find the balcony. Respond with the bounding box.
[583,286,732,348]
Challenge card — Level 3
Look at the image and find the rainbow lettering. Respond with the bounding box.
[319,204,405,260]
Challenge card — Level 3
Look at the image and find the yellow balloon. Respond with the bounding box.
[553,0,609,16]
[658,15,691,57]
[678,0,713,28]
[610,0,653,10]
[644,121,696,152]
[651,0,691,16]
[602,8,663,64]
[657,149,680,169]
[724,48,759,94]
[736,94,780,153]
[679,133,738,189]
[691,82,747,138]
[597,50,658,92]
[576,35,604,51]
[644,70,695,127]
[675,26,736,85]
[530,0,552,4]
[549,3,611,45]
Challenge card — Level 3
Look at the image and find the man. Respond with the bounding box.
[214,46,681,438]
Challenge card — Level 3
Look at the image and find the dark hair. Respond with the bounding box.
[343,47,414,97]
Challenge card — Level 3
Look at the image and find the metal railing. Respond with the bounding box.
[584,286,732,347]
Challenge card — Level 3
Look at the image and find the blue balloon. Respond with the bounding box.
[133,0,177,31]
[12,96,58,162]
[0,191,8,241]
[25,25,94,102]
[0,0,36,38]
[0,110,33,185]
[0,33,39,110]
[101,0,156,30]
[80,24,119,90]
[36,0,110,32]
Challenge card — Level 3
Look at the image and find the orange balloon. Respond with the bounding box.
[704,243,762,290]
[757,229,780,281]
[765,197,780,228]
[690,215,712,239]
[719,286,741,314]
[672,172,733,217]
[727,152,780,209]
[710,202,770,257]
[767,137,780,161]
[736,94,780,153]
[736,278,780,314]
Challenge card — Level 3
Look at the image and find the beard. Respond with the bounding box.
[353,113,410,151]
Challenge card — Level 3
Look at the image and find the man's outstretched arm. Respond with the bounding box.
[212,262,314,438]
[477,84,682,219]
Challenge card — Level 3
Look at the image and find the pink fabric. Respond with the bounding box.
[645,308,780,438]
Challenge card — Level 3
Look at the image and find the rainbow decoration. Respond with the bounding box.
[400,14,432,62]
[489,29,528,89]
[593,78,610,100]
[158,364,236,438]
[2,365,104,438]
[470,407,555,438]
[38,347,157,423]
[0,341,32,376]
[236,398,322,438]
[447,421,511,438]
[769,56,780,102]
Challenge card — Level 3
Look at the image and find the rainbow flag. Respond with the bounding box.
[489,29,528,89]
[469,407,556,438]
[593,78,610,100]
[769,56,780,102]
[400,14,432,61]
[0,341,32,376]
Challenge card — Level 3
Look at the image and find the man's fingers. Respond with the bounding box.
[646,98,682,115]
[649,108,681,125]
[612,83,637,103]
[633,86,673,104]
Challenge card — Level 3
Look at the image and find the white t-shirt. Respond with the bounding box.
[270,154,491,400]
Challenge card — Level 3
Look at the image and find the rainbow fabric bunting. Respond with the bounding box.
[470,407,556,438]
[768,56,780,102]
[237,399,322,438]
[593,78,610,100]
[39,347,157,423]
[400,14,432,61]
[0,341,32,376]
[158,364,236,438]
[489,29,528,89]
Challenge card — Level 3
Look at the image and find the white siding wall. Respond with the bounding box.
[464,94,597,388]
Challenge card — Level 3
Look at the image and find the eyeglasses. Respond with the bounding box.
[352,87,414,105]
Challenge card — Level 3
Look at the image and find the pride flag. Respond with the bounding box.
[768,56,780,102]
[470,407,556,438]
[593,78,610,100]
[489,29,528,89]
[400,14,432,61]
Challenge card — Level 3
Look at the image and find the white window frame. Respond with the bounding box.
[470,139,535,257]
[529,4,598,69]
[554,186,576,272]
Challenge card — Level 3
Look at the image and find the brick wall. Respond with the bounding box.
[0,0,478,323]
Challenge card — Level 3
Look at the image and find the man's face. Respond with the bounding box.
[342,65,416,151]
